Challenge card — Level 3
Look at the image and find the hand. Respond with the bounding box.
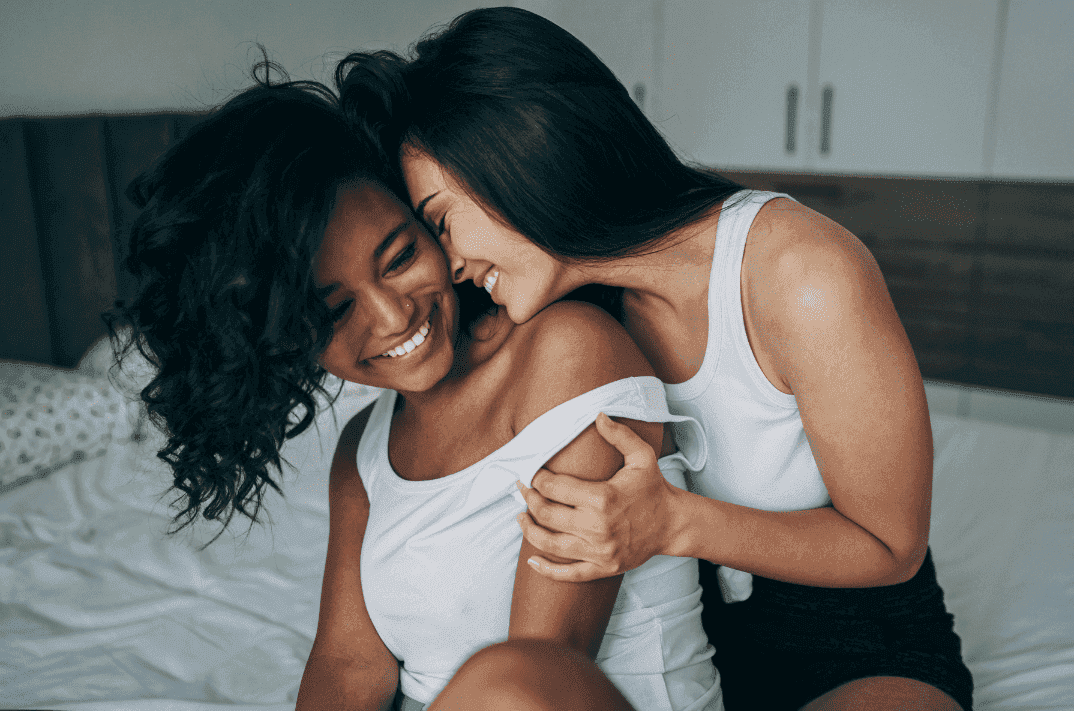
[516,413,680,583]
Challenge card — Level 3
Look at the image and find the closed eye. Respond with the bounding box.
[330,299,353,323]
[388,242,417,273]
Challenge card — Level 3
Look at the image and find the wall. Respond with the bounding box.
[0,0,499,117]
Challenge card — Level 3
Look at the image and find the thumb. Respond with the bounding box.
[594,412,656,470]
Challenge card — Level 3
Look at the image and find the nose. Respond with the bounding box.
[438,236,468,284]
[364,287,414,336]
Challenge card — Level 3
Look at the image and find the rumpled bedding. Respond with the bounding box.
[1,376,380,711]
[1,377,1072,710]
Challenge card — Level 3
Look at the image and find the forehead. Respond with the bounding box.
[314,181,406,282]
[326,181,401,235]
[400,145,455,195]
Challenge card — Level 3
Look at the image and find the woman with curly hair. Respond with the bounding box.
[334,6,974,711]
[111,63,724,711]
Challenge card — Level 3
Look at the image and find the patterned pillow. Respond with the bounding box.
[0,362,125,494]
[77,333,156,442]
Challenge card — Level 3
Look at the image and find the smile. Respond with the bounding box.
[378,317,432,359]
[483,269,499,294]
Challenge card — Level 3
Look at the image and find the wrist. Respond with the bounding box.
[662,483,696,560]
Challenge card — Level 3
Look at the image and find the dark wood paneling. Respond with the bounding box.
[977,253,1074,325]
[0,122,52,363]
[23,119,117,367]
[984,182,1074,252]
[720,170,1074,398]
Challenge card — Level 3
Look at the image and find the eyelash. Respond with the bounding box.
[388,242,417,272]
[329,241,419,323]
[330,300,352,323]
[436,215,447,238]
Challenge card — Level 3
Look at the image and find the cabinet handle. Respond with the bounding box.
[785,84,799,154]
[820,84,834,155]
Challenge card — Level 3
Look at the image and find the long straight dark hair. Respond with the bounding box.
[336,6,743,269]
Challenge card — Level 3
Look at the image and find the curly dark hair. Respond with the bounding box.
[105,59,402,548]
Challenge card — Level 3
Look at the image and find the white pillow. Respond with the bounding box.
[0,361,126,493]
[77,333,156,442]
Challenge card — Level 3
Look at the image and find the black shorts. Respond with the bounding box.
[701,548,974,711]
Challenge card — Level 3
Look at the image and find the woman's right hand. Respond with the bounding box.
[516,413,688,583]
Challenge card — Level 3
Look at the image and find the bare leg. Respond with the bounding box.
[800,676,963,711]
[428,639,635,711]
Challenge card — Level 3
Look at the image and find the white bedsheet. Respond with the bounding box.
[1,379,379,711]
[1,384,1072,710]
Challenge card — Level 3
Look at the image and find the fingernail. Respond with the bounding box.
[515,480,525,492]
[516,512,525,525]
[527,557,539,569]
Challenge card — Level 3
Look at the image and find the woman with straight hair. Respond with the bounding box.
[336,6,974,710]
[111,59,722,711]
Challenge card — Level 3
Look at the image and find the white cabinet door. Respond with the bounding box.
[657,0,814,171]
[511,0,656,116]
[991,0,1074,180]
[815,0,1001,177]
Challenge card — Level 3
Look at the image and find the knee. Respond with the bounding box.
[455,639,579,690]
[435,640,628,711]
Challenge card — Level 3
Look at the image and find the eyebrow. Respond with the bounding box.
[414,191,441,226]
[316,218,413,299]
[373,218,412,260]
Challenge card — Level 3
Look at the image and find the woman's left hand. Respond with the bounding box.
[516,413,682,583]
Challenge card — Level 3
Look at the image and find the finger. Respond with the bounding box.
[529,468,608,509]
[517,510,586,561]
[519,484,586,534]
[594,413,657,470]
[525,555,608,583]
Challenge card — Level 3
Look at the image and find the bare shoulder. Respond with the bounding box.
[328,401,377,503]
[748,197,876,279]
[507,300,656,433]
[745,198,893,335]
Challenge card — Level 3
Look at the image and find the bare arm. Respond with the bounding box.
[520,200,932,588]
[507,302,666,657]
[675,199,932,586]
[297,404,399,711]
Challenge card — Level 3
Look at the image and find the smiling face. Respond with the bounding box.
[400,146,581,325]
[314,181,459,394]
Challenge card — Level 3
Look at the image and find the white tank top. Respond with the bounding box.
[664,190,832,603]
[358,377,723,711]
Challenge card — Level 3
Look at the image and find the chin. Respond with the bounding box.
[504,295,554,325]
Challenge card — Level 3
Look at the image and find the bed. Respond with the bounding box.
[2,340,1072,711]
[2,112,1072,710]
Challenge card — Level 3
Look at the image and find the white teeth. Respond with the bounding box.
[380,319,432,358]
[484,270,499,294]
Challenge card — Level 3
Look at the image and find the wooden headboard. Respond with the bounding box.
[1,114,1071,398]
[0,113,203,367]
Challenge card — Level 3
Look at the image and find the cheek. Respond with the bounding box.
[420,245,451,283]
[318,336,351,380]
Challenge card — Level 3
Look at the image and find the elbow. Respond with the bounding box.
[297,654,398,711]
[880,542,928,585]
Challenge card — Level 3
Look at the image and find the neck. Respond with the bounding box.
[392,307,510,414]
[573,219,717,309]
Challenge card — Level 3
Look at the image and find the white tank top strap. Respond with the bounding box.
[663,189,831,603]
[354,388,398,488]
